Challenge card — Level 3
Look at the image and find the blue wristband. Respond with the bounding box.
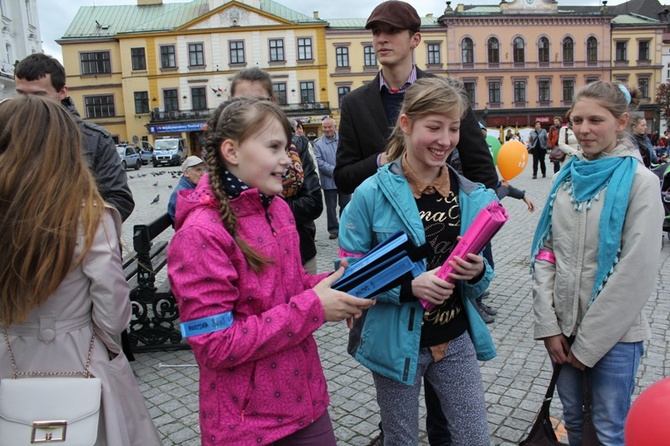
[180,312,234,338]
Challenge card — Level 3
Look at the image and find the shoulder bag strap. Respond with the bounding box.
[565,127,569,144]
[2,325,96,378]
[541,364,562,411]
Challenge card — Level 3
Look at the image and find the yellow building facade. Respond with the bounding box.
[59,0,331,152]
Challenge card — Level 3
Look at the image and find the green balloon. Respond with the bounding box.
[485,135,502,165]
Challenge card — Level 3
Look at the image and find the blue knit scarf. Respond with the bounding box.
[530,155,637,305]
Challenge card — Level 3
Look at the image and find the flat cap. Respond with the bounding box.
[365,1,421,32]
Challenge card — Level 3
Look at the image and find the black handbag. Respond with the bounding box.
[519,365,566,446]
[520,365,600,446]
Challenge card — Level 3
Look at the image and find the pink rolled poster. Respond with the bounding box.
[422,201,509,311]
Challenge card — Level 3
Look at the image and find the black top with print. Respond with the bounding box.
[417,178,468,348]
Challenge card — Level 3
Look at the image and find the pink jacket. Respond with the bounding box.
[167,174,330,446]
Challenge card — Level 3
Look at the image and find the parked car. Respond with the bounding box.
[152,137,188,167]
[138,141,154,165]
[116,144,142,170]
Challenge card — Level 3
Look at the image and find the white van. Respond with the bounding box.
[152,137,188,167]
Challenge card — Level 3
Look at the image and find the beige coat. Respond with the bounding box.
[0,206,161,446]
[533,144,663,367]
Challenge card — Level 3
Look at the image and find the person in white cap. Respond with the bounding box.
[168,156,205,222]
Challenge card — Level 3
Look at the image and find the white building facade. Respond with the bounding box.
[0,0,42,99]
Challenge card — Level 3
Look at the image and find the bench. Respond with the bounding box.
[122,212,189,354]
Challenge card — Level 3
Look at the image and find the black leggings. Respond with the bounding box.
[532,148,547,176]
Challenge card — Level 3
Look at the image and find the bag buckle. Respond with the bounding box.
[31,420,67,443]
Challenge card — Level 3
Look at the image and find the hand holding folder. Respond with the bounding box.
[333,231,430,299]
[422,201,509,311]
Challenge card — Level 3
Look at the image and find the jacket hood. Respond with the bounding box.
[173,173,219,231]
[575,138,642,162]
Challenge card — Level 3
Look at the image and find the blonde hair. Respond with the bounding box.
[386,77,468,162]
[572,81,641,120]
[0,96,104,325]
[203,97,292,272]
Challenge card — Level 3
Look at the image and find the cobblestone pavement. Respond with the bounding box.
[121,161,670,445]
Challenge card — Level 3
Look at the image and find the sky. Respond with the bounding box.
[36,0,628,62]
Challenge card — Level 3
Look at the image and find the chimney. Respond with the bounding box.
[313,11,320,19]
[137,0,163,5]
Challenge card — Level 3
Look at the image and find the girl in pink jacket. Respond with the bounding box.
[167,98,372,446]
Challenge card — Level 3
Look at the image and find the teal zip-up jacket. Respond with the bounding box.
[339,160,497,385]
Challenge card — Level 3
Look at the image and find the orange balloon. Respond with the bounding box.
[497,140,528,181]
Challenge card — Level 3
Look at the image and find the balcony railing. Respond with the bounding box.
[150,102,330,123]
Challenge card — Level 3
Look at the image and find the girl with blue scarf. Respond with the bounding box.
[531,81,663,446]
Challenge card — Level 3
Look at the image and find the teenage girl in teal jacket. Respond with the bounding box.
[338,77,495,446]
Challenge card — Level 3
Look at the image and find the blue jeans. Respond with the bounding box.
[556,341,643,446]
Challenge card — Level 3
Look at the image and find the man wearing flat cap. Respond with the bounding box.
[334,0,497,195]
[335,1,497,445]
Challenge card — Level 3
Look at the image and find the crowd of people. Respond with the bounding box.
[0,1,665,446]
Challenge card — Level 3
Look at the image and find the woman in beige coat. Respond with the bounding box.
[0,96,161,446]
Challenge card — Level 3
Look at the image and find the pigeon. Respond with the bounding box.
[168,185,173,189]
[153,182,158,187]
[151,194,160,204]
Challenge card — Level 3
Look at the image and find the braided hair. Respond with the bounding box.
[203,97,292,272]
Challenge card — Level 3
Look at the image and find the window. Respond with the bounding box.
[464,82,476,104]
[587,37,598,63]
[514,80,526,103]
[488,81,501,104]
[487,37,499,64]
[638,40,650,61]
[5,43,12,64]
[538,37,549,63]
[163,89,179,112]
[538,80,550,102]
[273,83,287,105]
[160,45,176,68]
[562,79,575,102]
[134,91,149,114]
[336,47,349,68]
[513,37,525,64]
[338,86,350,107]
[461,38,474,64]
[364,45,376,67]
[427,43,441,65]
[229,41,245,64]
[638,78,649,98]
[297,37,313,60]
[615,41,627,62]
[131,48,146,71]
[188,43,205,67]
[269,39,285,62]
[25,0,34,25]
[300,81,315,104]
[80,51,111,75]
[84,95,115,118]
[562,37,574,63]
[191,87,207,110]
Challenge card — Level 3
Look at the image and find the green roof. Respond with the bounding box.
[61,0,320,41]
[612,13,661,25]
